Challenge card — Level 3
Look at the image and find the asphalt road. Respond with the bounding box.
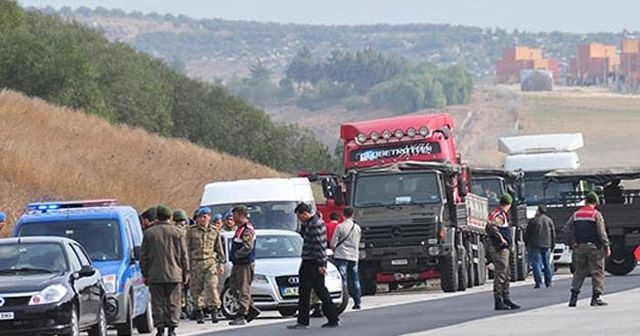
[203,270,640,336]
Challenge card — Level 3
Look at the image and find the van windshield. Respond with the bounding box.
[209,201,299,231]
[19,220,121,261]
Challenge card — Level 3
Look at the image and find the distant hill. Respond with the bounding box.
[0,90,281,235]
[44,6,631,82]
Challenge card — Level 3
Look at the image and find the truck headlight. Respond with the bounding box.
[254,274,268,284]
[29,284,68,305]
[102,274,117,294]
[428,246,440,256]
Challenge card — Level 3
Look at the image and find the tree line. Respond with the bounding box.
[0,1,334,172]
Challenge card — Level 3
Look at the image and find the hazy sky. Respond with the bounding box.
[19,0,633,33]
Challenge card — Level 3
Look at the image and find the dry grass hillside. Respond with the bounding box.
[0,90,281,235]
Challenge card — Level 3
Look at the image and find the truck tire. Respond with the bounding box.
[517,245,528,281]
[439,248,458,293]
[509,248,518,282]
[359,264,377,296]
[466,241,475,289]
[457,247,468,292]
[475,242,487,286]
[606,251,637,276]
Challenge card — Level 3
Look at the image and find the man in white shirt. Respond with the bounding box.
[331,207,362,309]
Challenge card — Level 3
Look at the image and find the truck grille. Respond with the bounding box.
[362,218,436,247]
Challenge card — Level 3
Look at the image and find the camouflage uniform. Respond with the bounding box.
[564,204,610,306]
[186,224,226,313]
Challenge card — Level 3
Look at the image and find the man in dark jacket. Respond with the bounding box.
[228,205,261,326]
[287,203,340,330]
[486,194,520,311]
[525,205,555,288]
[141,205,189,336]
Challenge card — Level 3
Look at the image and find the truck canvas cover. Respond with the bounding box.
[499,133,584,155]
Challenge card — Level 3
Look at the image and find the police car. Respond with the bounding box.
[13,200,153,335]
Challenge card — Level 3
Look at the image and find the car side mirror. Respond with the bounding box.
[78,265,96,278]
[132,246,141,262]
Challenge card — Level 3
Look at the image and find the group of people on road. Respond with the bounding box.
[487,191,610,312]
[138,201,363,334]
[139,204,260,336]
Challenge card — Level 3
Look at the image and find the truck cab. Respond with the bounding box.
[13,200,153,335]
[499,133,585,268]
[200,178,315,231]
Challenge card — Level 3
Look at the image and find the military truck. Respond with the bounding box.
[544,168,640,276]
[471,168,528,281]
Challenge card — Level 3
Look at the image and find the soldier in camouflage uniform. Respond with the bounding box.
[186,207,226,323]
[565,192,611,307]
[173,209,192,319]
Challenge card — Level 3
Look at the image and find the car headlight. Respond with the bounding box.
[102,274,117,294]
[254,274,268,284]
[327,269,341,281]
[29,284,68,305]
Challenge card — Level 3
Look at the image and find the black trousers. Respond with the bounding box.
[297,261,339,326]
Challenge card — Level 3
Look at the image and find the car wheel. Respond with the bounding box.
[88,306,107,336]
[336,282,349,314]
[66,307,80,336]
[116,297,134,336]
[278,307,297,317]
[220,285,240,320]
[134,299,154,333]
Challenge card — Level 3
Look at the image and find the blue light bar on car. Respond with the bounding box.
[27,199,118,213]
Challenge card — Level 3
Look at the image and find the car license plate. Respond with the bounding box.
[281,287,299,297]
[392,259,408,266]
[376,283,390,293]
[0,312,14,320]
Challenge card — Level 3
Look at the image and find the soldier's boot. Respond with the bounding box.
[167,326,177,336]
[503,295,521,310]
[210,307,219,323]
[590,293,608,306]
[195,309,205,324]
[568,290,579,307]
[494,296,510,310]
[155,327,165,336]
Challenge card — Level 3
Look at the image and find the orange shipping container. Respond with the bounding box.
[621,39,640,54]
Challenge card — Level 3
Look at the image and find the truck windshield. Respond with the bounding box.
[19,220,121,261]
[525,178,575,205]
[472,179,504,205]
[209,201,298,231]
[354,173,441,207]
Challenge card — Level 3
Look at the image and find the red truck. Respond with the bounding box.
[313,113,490,293]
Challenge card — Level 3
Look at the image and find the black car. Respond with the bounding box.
[0,237,107,336]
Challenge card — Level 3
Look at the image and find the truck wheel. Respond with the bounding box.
[457,247,468,292]
[475,242,487,286]
[439,248,458,293]
[466,242,475,289]
[606,251,637,276]
[509,248,518,282]
[517,245,528,281]
[359,264,377,296]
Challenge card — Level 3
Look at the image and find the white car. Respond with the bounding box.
[218,229,348,318]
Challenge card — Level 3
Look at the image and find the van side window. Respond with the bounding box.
[71,243,91,267]
[124,217,135,250]
[128,215,143,246]
[66,244,83,271]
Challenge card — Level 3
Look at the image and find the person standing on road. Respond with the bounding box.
[173,209,189,230]
[564,192,611,307]
[141,207,158,231]
[229,205,261,326]
[0,211,6,232]
[222,211,236,232]
[172,209,191,319]
[186,207,226,324]
[140,205,189,336]
[288,203,340,330]
[212,213,224,232]
[331,207,362,310]
[524,205,555,288]
[486,194,521,311]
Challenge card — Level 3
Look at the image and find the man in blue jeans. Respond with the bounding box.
[330,207,362,309]
[524,205,556,288]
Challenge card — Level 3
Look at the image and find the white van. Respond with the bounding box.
[200,178,315,231]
